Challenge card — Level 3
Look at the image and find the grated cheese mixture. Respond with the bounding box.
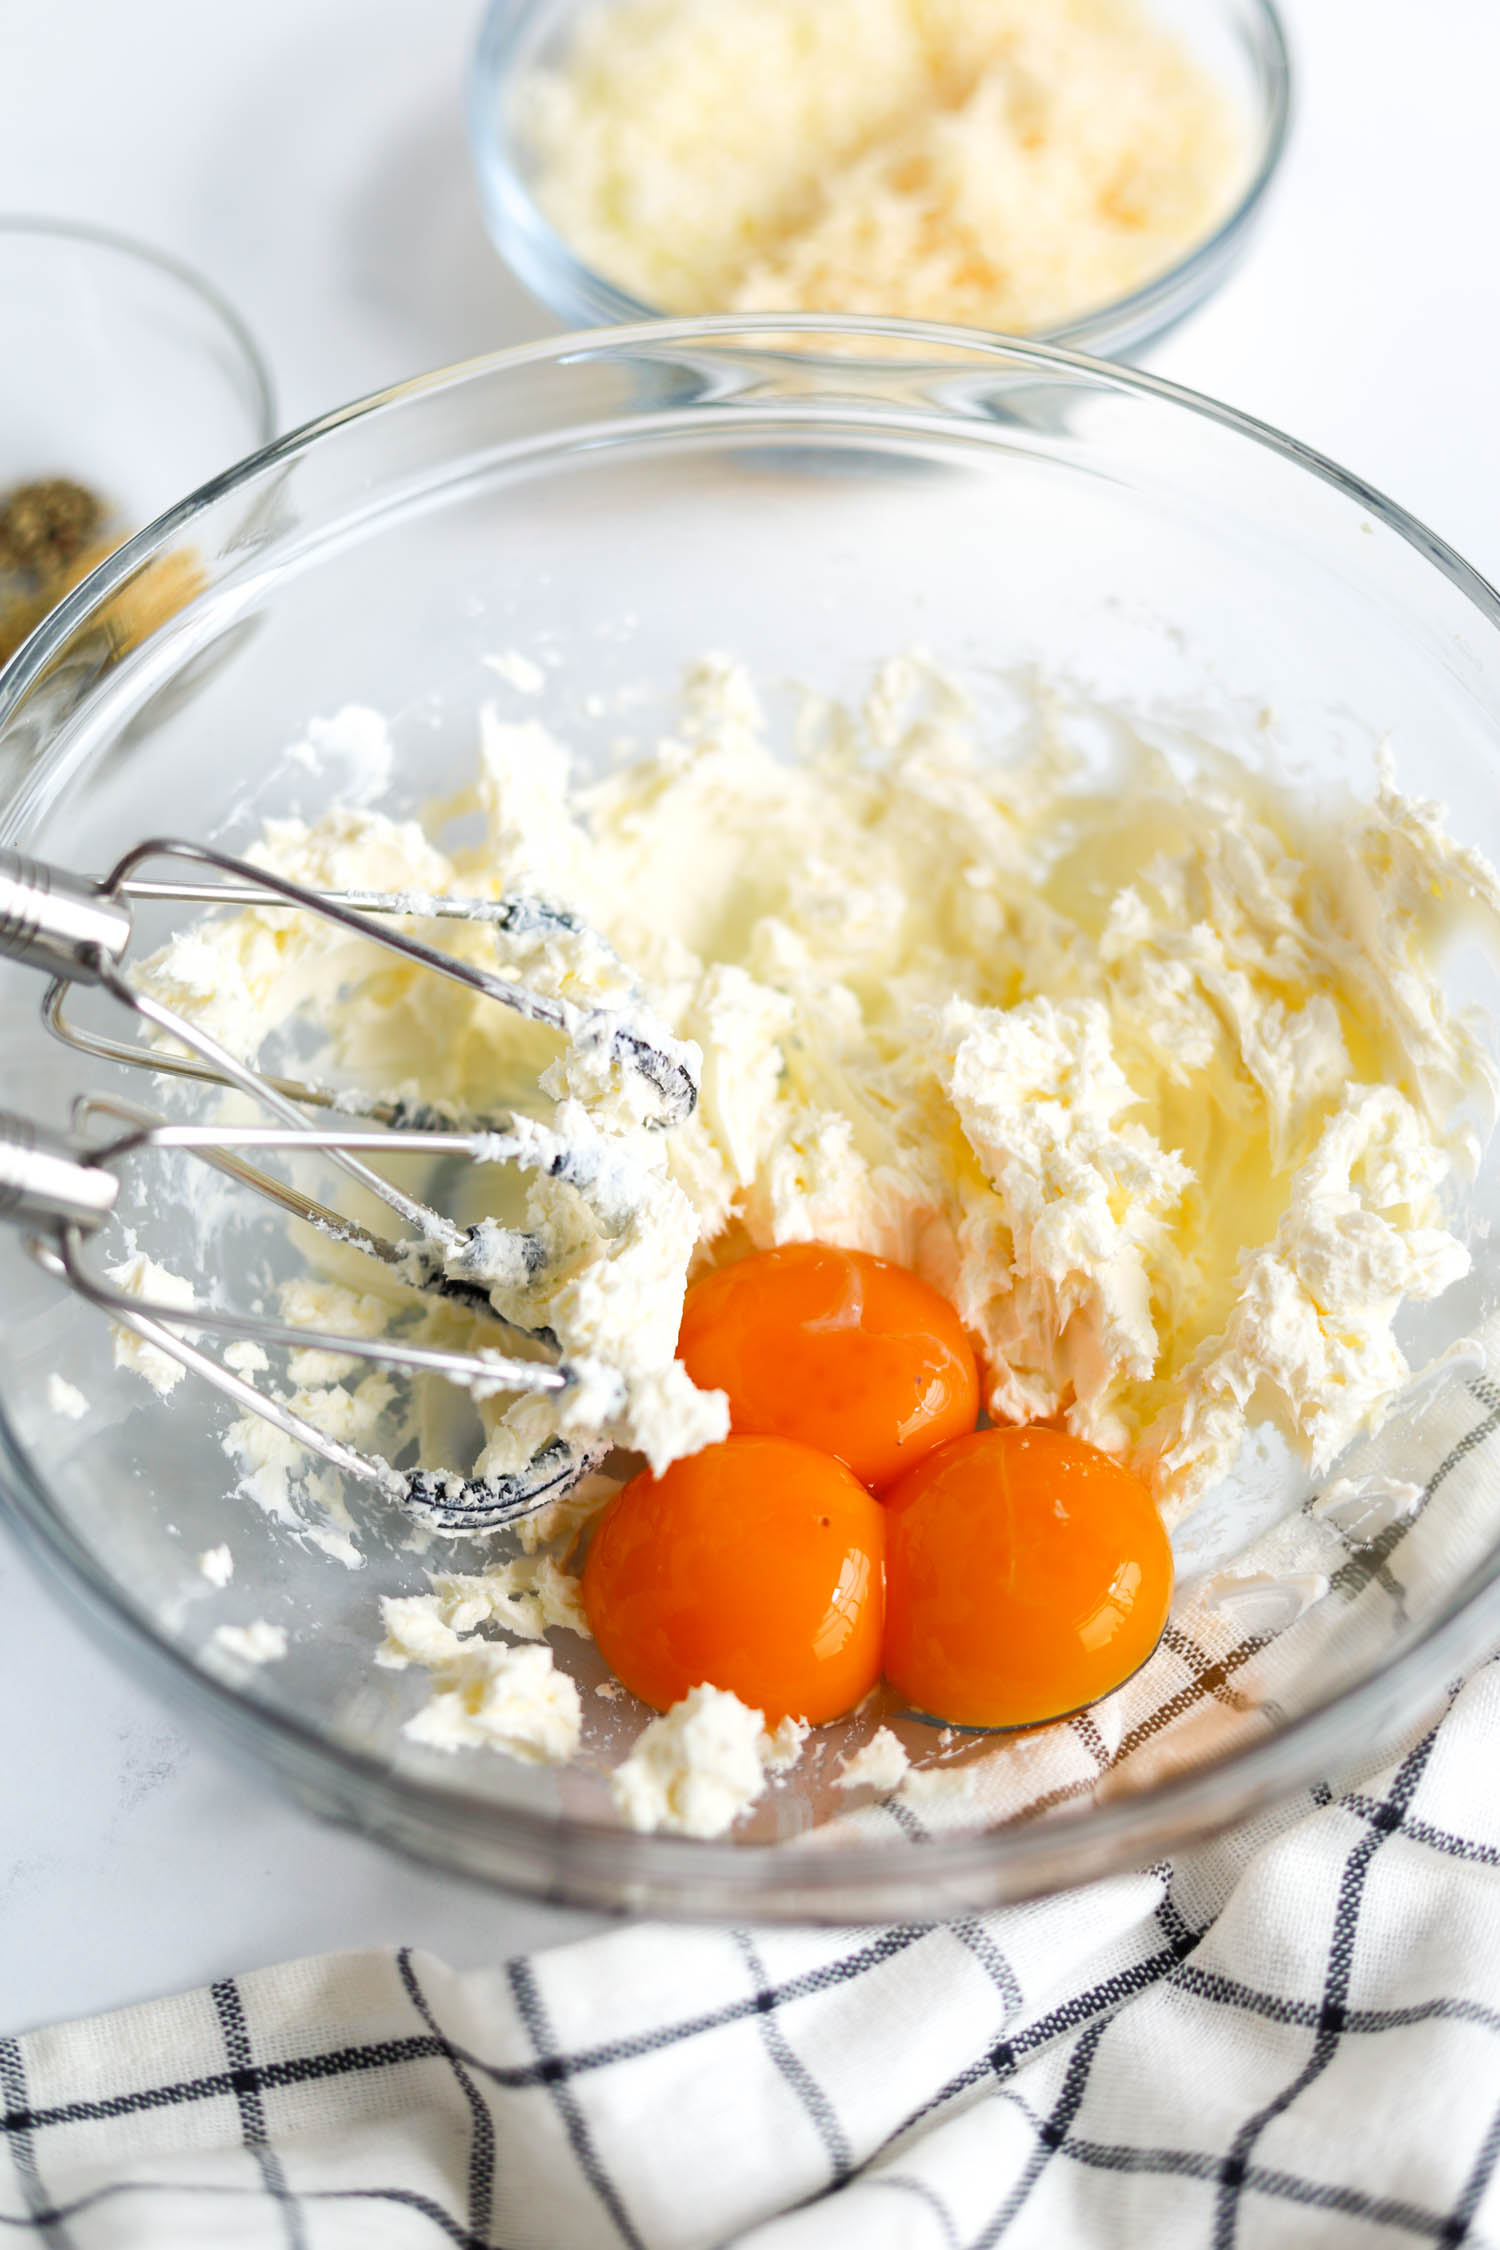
[525,0,1248,333]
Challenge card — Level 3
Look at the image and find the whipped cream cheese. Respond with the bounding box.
[377,1588,582,1762]
[570,656,1494,1516]
[45,1374,88,1420]
[197,1544,234,1587]
[105,1252,198,1397]
[610,1684,805,1837]
[836,1727,911,1794]
[211,1619,287,1666]
[1312,1473,1426,1543]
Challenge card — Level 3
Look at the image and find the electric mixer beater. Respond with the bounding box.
[0,836,699,1530]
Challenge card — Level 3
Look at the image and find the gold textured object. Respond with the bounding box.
[0,478,201,669]
[0,477,104,577]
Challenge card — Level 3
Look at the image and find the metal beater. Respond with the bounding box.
[0,837,699,1529]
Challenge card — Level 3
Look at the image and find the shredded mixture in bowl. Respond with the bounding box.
[523,0,1248,332]
[126,655,1500,1833]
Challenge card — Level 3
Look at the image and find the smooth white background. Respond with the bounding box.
[1,0,1498,2038]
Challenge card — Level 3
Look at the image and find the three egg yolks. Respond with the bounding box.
[580,1242,1173,1736]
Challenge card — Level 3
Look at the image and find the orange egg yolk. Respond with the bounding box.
[883,1425,1173,1729]
[581,1434,885,1725]
[677,1241,979,1492]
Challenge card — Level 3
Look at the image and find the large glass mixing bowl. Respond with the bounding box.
[2,317,1499,1922]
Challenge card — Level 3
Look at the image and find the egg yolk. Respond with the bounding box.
[581,1434,885,1725]
[883,1426,1173,1729]
[677,1242,979,1492]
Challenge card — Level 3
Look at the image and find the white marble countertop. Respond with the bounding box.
[2,0,1499,2038]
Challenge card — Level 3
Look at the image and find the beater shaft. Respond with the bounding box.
[0,1109,120,1232]
[0,836,697,1128]
[0,851,132,982]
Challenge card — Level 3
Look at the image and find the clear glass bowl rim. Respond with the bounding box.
[466,0,1293,357]
[0,214,277,455]
[3,311,1500,1917]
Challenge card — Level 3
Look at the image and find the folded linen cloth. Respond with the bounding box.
[4,1657,1500,2249]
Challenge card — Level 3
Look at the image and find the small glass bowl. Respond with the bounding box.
[0,219,275,668]
[3,317,1500,1924]
[467,0,1292,360]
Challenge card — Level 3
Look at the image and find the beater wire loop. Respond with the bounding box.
[0,835,698,1527]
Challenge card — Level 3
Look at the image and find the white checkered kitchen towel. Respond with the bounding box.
[7,1366,1500,2248]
